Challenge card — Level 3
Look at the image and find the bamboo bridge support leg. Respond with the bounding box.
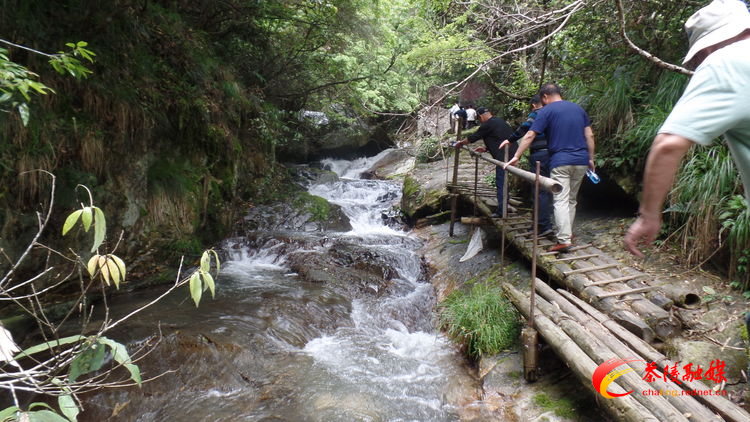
[500,145,509,272]
[524,162,541,382]
[448,120,463,237]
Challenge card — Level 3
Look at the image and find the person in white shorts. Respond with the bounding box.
[625,0,750,257]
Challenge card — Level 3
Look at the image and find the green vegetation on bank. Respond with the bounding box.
[438,268,520,358]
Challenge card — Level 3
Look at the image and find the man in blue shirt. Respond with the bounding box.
[505,83,596,252]
[501,95,552,236]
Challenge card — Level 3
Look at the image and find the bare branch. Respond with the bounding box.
[614,0,694,76]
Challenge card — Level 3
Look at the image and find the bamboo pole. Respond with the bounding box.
[502,283,662,422]
[533,281,721,421]
[473,198,656,342]
[448,118,463,237]
[558,289,750,422]
[459,145,562,193]
[509,284,692,422]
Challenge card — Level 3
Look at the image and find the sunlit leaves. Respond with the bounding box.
[69,341,106,382]
[0,39,93,126]
[57,394,78,422]
[188,249,220,307]
[61,206,107,252]
[14,336,86,360]
[49,41,95,80]
[87,254,126,288]
[99,337,141,386]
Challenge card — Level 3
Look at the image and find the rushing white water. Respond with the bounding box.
[82,150,474,422]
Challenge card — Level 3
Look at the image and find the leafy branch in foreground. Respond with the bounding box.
[0,175,220,421]
[0,39,94,125]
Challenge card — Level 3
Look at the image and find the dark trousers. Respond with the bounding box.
[528,149,553,231]
[495,142,518,214]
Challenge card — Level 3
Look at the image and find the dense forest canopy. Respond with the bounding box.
[1,0,748,304]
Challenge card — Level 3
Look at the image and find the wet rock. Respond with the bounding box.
[366,149,415,180]
[668,338,747,384]
[400,164,450,220]
[284,240,398,297]
[290,165,340,188]
[242,192,352,233]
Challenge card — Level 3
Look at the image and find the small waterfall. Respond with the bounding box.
[81,151,476,422]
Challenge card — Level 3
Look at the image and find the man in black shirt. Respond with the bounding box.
[454,107,515,216]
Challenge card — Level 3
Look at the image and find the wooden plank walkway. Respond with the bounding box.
[447,153,680,342]
[445,153,750,422]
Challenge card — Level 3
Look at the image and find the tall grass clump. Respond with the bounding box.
[665,145,747,272]
[438,281,520,358]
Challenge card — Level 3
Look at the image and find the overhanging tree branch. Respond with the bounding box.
[614,0,693,76]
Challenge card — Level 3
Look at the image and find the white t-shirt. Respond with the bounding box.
[466,108,477,122]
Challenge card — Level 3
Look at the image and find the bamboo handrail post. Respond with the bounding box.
[448,118,463,237]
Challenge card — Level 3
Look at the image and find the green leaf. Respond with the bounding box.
[111,255,126,284]
[200,251,210,273]
[210,249,220,274]
[105,258,121,289]
[201,271,215,299]
[189,271,202,307]
[28,403,54,411]
[27,410,69,422]
[58,394,79,422]
[69,341,106,382]
[86,255,99,277]
[14,335,86,359]
[91,207,106,252]
[703,286,716,295]
[0,406,19,422]
[62,210,83,236]
[99,338,141,386]
[81,207,93,232]
[17,103,29,126]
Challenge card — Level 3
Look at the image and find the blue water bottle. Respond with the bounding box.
[586,170,600,184]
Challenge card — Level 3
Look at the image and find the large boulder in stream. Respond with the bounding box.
[361,149,415,180]
[400,160,452,220]
[286,238,402,297]
[242,167,352,232]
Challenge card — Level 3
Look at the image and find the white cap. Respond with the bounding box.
[683,0,750,65]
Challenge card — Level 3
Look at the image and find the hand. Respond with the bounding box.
[589,159,596,171]
[453,140,466,149]
[623,215,661,258]
[503,156,519,170]
[474,146,487,153]
[499,140,510,150]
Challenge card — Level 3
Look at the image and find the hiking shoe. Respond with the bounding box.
[548,243,572,253]
[538,229,554,239]
[490,212,501,218]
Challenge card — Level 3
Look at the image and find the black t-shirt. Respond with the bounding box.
[467,116,514,161]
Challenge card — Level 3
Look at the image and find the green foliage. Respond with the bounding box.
[49,41,95,79]
[188,249,220,307]
[294,192,331,222]
[438,281,520,357]
[415,136,442,163]
[532,393,577,419]
[0,40,94,126]
[483,172,496,188]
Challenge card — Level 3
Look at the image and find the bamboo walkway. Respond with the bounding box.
[445,147,750,422]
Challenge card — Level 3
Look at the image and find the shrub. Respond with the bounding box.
[415,136,442,163]
[438,281,520,357]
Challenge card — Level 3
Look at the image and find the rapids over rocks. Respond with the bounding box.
[81,150,480,421]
